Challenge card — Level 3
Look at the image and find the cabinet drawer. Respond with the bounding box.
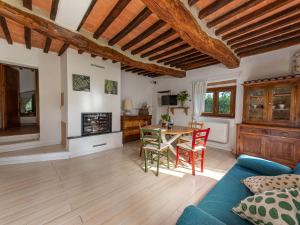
[240,126,269,135]
[269,130,300,139]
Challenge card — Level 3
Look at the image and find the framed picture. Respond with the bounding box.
[73,74,90,92]
[105,80,118,95]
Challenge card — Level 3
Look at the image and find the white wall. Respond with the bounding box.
[121,71,155,117]
[0,40,62,146]
[154,45,300,151]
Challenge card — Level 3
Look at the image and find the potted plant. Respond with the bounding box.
[177,91,189,107]
[161,114,170,128]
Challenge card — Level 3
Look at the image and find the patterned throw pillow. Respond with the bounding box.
[242,174,300,194]
[232,188,300,225]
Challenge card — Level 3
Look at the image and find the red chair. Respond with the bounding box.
[175,128,210,175]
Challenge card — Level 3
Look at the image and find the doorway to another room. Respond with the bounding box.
[0,63,39,137]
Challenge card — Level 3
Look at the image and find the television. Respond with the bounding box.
[161,95,177,106]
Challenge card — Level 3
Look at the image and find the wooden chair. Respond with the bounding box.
[140,128,170,176]
[178,121,204,143]
[139,121,156,157]
[175,128,210,175]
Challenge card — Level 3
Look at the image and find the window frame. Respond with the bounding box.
[202,85,236,118]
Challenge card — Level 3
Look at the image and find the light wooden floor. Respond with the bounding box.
[0,141,236,225]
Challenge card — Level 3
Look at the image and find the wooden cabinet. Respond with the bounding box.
[121,115,152,143]
[237,75,300,167]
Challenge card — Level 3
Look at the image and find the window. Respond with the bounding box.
[203,86,236,118]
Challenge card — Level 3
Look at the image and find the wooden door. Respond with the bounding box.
[4,66,20,128]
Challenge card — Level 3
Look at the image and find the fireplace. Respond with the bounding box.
[82,113,112,136]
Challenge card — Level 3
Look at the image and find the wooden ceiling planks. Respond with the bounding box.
[77,0,97,31]
[198,0,234,19]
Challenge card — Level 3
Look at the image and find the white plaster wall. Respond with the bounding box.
[154,45,300,151]
[0,40,62,146]
[65,49,121,137]
[121,71,155,117]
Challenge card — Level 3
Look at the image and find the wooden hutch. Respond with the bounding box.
[236,75,300,167]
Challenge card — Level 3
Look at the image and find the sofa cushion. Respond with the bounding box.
[176,205,226,225]
[237,155,293,176]
[242,174,300,194]
[197,164,260,225]
[294,163,300,175]
[232,187,300,225]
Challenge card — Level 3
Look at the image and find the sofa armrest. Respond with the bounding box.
[237,154,293,176]
[294,162,300,175]
[176,205,226,225]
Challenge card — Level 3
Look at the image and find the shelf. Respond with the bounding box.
[169,107,189,115]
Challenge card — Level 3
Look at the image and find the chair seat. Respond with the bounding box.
[143,143,169,151]
[177,141,206,151]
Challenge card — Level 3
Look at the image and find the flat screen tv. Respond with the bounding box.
[161,95,177,106]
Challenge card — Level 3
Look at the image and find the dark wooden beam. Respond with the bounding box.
[125,67,139,72]
[112,60,117,63]
[0,1,184,77]
[0,16,12,44]
[173,55,211,67]
[165,52,205,65]
[78,49,84,54]
[58,43,69,56]
[140,37,183,58]
[180,58,219,70]
[91,54,97,58]
[238,36,300,57]
[22,0,32,10]
[43,37,52,53]
[223,3,300,41]
[199,0,233,20]
[24,26,31,49]
[207,0,263,28]
[227,14,300,45]
[188,0,199,7]
[93,0,131,39]
[77,0,97,31]
[216,0,292,35]
[131,28,176,55]
[108,7,151,46]
[231,22,300,49]
[235,32,300,54]
[184,61,220,70]
[121,20,165,51]
[149,44,190,61]
[131,68,144,73]
[141,0,239,68]
[157,49,198,63]
[50,0,59,20]
[121,65,131,70]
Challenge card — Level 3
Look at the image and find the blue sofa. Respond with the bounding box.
[177,155,300,225]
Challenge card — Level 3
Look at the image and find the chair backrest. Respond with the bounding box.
[140,128,161,149]
[191,128,210,150]
[189,121,204,129]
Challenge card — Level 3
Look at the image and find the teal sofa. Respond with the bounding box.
[177,155,300,225]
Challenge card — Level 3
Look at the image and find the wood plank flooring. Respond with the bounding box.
[0,141,236,225]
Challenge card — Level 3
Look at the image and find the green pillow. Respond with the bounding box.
[232,188,300,225]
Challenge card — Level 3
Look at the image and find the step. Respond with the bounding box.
[0,140,42,153]
[0,133,40,144]
[0,144,69,165]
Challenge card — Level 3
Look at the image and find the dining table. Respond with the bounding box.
[143,125,194,155]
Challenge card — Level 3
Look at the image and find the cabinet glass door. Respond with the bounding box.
[247,88,267,122]
[270,86,293,122]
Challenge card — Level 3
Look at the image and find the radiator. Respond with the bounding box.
[203,122,229,144]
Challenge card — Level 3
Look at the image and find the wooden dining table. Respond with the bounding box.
[143,125,194,155]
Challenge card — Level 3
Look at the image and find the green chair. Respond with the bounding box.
[140,128,170,176]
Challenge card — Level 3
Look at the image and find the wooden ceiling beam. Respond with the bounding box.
[184,61,220,70]
[166,52,205,65]
[140,37,182,58]
[188,0,199,7]
[157,49,198,63]
[235,32,300,55]
[0,1,184,77]
[50,0,59,20]
[207,0,263,28]
[77,0,97,31]
[78,49,84,54]
[24,26,31,49]
[125,67,138,72]
[223,4,300,41]
[238,36,300,57]
[108,7,151,46]
[131,28,176,55]
[227,14,300,45]
[149,43,190,61]
[173,55,211,67]
[93,0,131,39]
[131,68,144,73]
[58,43,69,56]
[121,65,131,70]
[231,22,300,49]
[216,0,292,36]
[199,0,233,20]
[121,20,165,51]
[22,0,32,10]
[141,0,239,68]
[43,37,52,53]
[180,58,219,70]
[91,54,97,58]
[0,16,12,44]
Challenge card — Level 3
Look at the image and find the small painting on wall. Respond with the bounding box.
[105,80,118,95]
[73,74,90,92]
